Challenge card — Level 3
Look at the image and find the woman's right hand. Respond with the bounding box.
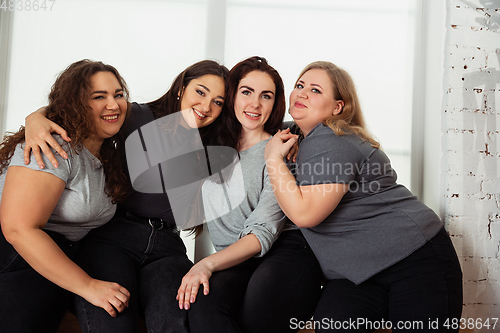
[177,260,213,310]
[82,279,130,317]
[24,107,71,169]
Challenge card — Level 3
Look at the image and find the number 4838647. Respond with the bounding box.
[443,318,498,330]
[1,0,56,11]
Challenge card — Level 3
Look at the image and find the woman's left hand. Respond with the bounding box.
[265,129,299,161]
[176,260,214,310]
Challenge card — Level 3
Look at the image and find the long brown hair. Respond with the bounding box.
[190,56,286,237]
[146,60,229,146]
[296,61,380,148]
[0,59,131,202]
[215,56,286,149]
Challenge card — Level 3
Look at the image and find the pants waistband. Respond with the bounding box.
[119,210,177,231]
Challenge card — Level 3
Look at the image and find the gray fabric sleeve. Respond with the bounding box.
[296,133,359,186]
[282,121,301,135]
[238,170,286,257]
[9,138,71,183]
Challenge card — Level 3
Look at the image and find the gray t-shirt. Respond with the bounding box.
[296,124,443,284]
[202,139,286,257]
[0,135,116,241]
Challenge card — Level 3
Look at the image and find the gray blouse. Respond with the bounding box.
[202,139,286,257]
[296,124,443,284]
[0,135,116,241]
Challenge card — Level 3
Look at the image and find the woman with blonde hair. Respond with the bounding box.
[265,61,462,332]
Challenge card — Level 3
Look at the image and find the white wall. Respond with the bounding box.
[3,0,425,261]
[3,0,418,187]
[421,0,447,215]
[4,0,210,132]
[224,0,416,190]
[443,0,500,325]
[3,0,214,260]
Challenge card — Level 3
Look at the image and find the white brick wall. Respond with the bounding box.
[443,0,500,328]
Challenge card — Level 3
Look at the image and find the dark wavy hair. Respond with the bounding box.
[0,59,131,202]
[146,60,229,145]
[189,57,285,237]
[214,56,286,149]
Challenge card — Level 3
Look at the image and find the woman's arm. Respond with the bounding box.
[24,107,71,169]
[176,233,261,310]
[177,143,288,309]
[0,166,129,317]
[265,131,349,228]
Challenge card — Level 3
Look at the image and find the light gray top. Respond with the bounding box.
[296,124,443,284]
[202,138,286,257]
[0,135,116,241]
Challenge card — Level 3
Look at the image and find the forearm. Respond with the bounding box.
[8,228,93,297]
[177,232,262,309]
[266,158,306,219]
[266,157,347,227]
[26,106,48,121]
[200,234,261,273]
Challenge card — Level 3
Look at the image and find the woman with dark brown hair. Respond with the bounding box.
[0,59,131,332]
[23,60,229,333]
[177,56,322,333]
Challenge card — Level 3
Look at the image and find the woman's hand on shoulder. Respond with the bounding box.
[81,279,130,317]
[24,106,71,169]
[265,129,299,162]
[176,260,214,310]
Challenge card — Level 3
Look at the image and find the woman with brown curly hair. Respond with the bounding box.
[23,60,229,333]
[0,59,131,332]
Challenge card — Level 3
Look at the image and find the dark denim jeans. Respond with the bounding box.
[72,216,193,333]
[314,228,463,333]
[0,229,78,333]
[188,229,323,333]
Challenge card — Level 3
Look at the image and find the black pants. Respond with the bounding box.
[188,229,323,333]
[0,230,78,333]
[314,228,463,333]
[72,216,193,333]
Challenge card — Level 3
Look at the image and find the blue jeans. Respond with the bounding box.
[72,216,193,333]
[188,230,323,333]
[0,229,78,333]
[314,228,463,333]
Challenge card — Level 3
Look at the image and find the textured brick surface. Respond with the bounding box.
[444,0,500,326]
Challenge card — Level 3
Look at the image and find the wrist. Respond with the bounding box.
[266,157,285,175]
[74,276,96,298]
[199,257,216,273]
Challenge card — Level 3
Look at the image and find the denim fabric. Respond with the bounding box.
[0,230,78,333]
[72,217,193,333]
[188,230,323,333]
[314,228,463,333]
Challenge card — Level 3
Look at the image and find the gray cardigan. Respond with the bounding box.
[202,139,286,256]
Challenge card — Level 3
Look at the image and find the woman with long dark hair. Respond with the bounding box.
[177,56,322,333]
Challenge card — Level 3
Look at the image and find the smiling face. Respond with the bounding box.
[289,68,344,136]
[180,74,225,128]
[88,71,127,142]
[234,70,276,134]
